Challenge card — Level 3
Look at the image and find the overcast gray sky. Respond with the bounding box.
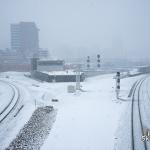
[0,0,150,60]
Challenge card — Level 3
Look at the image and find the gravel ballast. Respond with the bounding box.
[6,106,56,150]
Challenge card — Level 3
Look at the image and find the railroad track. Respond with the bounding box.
[0,80,20,123]
[131,76,149,150]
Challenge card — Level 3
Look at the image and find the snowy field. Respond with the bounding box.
[0,72,145,150]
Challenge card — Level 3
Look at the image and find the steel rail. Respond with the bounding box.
[0,80,20,123]
[131,76,148,150]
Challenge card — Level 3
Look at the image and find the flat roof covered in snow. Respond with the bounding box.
[42,70,83,75]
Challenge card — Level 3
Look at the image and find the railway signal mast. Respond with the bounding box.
[116,72,120,99]
[76,65,81,90]
[87,56,90,70]
[97,54,101,69]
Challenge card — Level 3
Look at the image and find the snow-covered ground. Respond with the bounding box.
[0,81,14,112]
[41,74,145,150]
[0,73,35,149]
[0,72,145,150]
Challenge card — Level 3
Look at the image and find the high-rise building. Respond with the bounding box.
[11,22,39,58]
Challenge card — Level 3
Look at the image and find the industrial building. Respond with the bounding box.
[30,58,85,82]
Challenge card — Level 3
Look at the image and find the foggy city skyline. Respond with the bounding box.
[0,0,150,61]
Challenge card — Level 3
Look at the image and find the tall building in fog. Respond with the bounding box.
[11,22,39,59]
